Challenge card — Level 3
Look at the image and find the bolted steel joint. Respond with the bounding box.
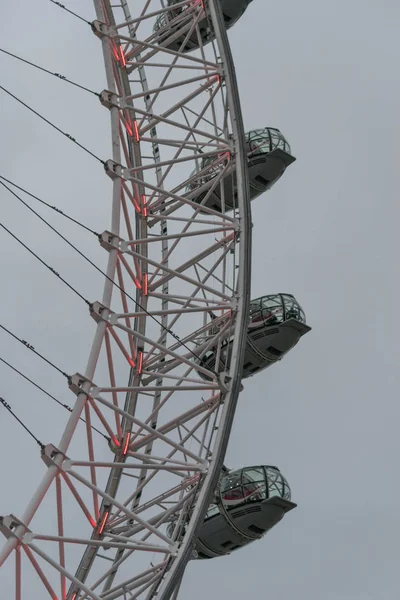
[89,301,112,324]
[104,159,123,180]
[41,443,66,468]
[217,371,231,393]
[99,89,119,109]
[99,230,121,251]
[68,372,95,396]
[91,20,113,39]
[0,515,30,541]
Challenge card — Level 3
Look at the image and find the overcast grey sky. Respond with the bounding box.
[1,1,400,598]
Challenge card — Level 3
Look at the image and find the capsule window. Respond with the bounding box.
[242,467,265,483]
[221,471,241,492]
[222,487,243,503]
[243,483,266,502]
[265,467,292,500]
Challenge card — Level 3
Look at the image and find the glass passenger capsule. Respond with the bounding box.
[154,0,253,53]
[167,465,296,559]
[198,294,311,380]
[187,128,296,213]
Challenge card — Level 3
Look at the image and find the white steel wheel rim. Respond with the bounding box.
[0,2,252,599]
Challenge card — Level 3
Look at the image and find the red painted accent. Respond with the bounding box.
[122,432,131,456]
[218,151,230,162]
[98,511,110,536]
[71,594,77,600]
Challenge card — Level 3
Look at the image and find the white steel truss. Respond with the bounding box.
[0,1,252,599]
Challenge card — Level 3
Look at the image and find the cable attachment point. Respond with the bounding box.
[0,515,30,542]
[89,301,113,324]
[68,373,95,396]
[99,90,119,109]
[91,20,113,39]
[104,159,123,180]
[41,443,67,468]
[99,230,121,252]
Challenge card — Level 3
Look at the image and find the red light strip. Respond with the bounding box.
[71,594,77,600]
[119,45,127,67]
[124,116,133,137]
[98,511,110,536]
[142,194,148,217]
[138,351,144,375]
[133,120,140,142]
[122,432,131,456]
[143,273,148,296]
[132,196,141,213]
[112,42,120,61]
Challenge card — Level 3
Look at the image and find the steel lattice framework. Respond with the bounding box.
[0,1,252,598]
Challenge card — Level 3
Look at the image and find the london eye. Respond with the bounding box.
[0,2,310,599]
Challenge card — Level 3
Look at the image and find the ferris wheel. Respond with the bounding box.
[0,1,310,599]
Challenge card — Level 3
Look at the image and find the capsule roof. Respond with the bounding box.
[220,465,291,504]
[246,127,292,157]
[249,294,307,327]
